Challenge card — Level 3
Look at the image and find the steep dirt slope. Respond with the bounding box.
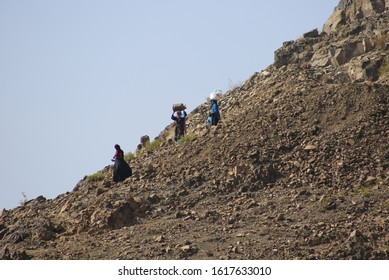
[1,0,388,260]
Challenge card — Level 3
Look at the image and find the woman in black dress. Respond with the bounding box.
[112,144,132,182]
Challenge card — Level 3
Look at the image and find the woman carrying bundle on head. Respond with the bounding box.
[208,90,221,128]
[171,103,187,143]
[171,109,187,143]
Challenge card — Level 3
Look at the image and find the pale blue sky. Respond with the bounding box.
[0,0,339,209]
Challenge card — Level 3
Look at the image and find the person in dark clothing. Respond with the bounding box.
[171,110,187,143]
[112,144,132,182]
[208,99,220,127]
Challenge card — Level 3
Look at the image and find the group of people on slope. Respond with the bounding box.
[112,91,221,182]
[171,91,221,143]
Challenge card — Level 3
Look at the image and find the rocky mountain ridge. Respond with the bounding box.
[1,0,388,260]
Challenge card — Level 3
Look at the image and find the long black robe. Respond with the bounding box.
[113,158,132,182]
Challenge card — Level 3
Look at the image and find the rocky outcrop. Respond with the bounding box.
[274,0,389,83]
[323,0,389,33]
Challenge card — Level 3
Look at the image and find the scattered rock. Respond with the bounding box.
[304,145,318,151]
[154,235,164,243]
[276,213,286,221]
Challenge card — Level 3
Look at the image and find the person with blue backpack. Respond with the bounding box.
[209,99,220,127]
[208,90,221,128]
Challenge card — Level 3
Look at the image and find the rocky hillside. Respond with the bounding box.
[1,0,388,260]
